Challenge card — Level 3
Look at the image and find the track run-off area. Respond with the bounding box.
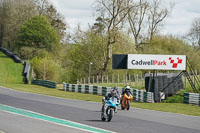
[0,86,200,133]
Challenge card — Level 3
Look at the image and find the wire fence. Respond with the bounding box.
[78,72,200,91]
[78,73,145,87]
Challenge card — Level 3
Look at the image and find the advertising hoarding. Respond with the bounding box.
[127,54,186,70]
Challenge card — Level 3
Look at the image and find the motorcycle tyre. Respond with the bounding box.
[101,113,106,121]
[107,108,113,122]
[127,101,130,110]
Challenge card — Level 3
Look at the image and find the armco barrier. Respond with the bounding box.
[63,82,154,103]
[184,92,200,106]
[32,79,56,88]
[0,47,21,63]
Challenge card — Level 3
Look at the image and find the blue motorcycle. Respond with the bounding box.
[101,96,119,122]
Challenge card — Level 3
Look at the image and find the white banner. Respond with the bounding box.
[128,54,186,70]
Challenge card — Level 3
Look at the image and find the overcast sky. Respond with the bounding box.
[50,0,200,36]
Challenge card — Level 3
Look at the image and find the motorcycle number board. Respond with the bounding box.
[127,54,186,70]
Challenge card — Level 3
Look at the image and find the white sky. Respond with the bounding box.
[50,0,200,36]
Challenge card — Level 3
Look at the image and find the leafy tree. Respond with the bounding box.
[31,56,61,82]
[35,0,67,40]
[17,15,60,58]
[65,29,136,83]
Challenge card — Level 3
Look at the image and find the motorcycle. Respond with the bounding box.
[121,90,133,110]
[101,96,119,122]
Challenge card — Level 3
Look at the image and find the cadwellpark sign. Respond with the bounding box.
[128,54,186,70]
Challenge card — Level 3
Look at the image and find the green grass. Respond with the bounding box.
[0,52,23,84]
[131,102,200,116]
[0,51,200,116]
[2,83,103,102]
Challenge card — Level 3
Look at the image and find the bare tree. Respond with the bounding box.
[148,0,174,41]
[127,0,148,45]
[35,0,49,15]
[188,17,200,47]
[94,0,131,73]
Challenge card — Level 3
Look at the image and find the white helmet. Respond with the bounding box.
[126,86,130,89]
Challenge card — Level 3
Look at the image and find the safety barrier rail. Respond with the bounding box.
[22,60,30,84]
[63,82,154,103]
[184,92,200,106]
[31,79,57,88]
[0,47,21,63]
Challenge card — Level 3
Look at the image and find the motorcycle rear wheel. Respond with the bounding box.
[127,101,130,110]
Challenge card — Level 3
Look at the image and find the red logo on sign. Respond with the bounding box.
[169,57,182,68]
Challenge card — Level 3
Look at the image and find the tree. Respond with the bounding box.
[0,0,37,49]
[188,17,200,47]
[94,0,131,74]
[17,15,59,58]
[127,0,173,46]
[35,0,67,40]
[147,0,174,41]
[127,0,148,45]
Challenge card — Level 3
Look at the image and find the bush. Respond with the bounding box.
[163,95,183,103]
[31,57,61,82]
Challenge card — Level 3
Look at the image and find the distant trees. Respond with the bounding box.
[188,17,200,47]
[0,0,37,49]
[0,0,66,51]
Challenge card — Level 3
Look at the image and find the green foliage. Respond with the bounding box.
[163,95,183,103]
[17,15,60,55]
[64,31,137,83]
[141,36,200,71]
[31,56,61,82]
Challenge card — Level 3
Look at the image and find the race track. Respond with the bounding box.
[0,86,200,133]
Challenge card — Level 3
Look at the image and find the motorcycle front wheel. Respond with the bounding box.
[106,107,113,122]
[101,113,106,121]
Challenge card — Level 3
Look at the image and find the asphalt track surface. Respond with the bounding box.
[0,86,200,133]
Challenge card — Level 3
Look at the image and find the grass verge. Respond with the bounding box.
[1,83,103,102]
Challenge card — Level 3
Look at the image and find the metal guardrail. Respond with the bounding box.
[0,47,21,63]
[63,82,154,103]
[184,92,200,106]
[32,79,57,88]
[23,60,30,84]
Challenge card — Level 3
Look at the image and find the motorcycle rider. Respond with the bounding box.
[122,86,132,96]
[102,86,120,102]
[102,86,120,112]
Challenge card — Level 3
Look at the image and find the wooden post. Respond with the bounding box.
[97,75,99,84]
[112,74,114,83]
[102,75,104,83]
[118,74,119,83]
[84,78,86,84]
[107,75,108,83]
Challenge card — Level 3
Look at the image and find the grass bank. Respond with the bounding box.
[0,52,23,84]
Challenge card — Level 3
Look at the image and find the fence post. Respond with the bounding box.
[118,74,119,83]
[97,75,99,84]
[107,75,108,83]
[112,74,114,83]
